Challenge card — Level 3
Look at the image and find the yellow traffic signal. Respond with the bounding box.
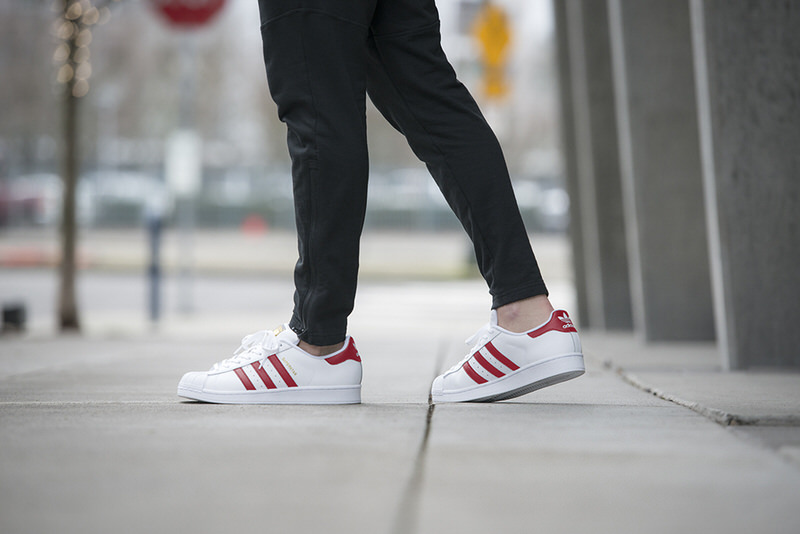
[473,2,511,99]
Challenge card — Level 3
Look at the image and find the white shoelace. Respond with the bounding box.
[445,322,499,373]
[210,329,284,372]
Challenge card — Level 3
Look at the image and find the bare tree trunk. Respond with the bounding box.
[58,3,80,332]
[54,0,122,332]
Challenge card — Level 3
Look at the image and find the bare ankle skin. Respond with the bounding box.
[496,295,555,333]
[298,340,345,356]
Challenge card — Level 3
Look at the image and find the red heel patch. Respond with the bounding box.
[325,338,362,365]
[527,311,577,338]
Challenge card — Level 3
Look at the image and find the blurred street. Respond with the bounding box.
[0,228,573,335]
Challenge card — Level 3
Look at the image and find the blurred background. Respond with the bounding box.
[0,0,573,335]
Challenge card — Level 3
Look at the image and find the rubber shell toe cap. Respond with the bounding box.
[431,375,444,398]
[178,371,208,392]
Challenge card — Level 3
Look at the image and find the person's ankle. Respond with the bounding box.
[496,295,554,333]
[298,340,345,356]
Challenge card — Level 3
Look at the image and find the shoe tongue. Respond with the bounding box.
[273,324,299,344]
[489,309,498,326]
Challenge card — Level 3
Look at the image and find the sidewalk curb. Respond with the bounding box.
[613,365,800,427]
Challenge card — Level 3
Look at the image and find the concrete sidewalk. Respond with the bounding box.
[1,281,799,534]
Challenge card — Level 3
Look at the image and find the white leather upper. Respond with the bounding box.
[186,327,362,393]
[438,310,581,393]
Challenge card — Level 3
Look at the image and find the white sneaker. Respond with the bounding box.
[431,309,584,403]
[177,325,362,404]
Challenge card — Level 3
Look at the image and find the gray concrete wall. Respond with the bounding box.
[692,0,800,368]
[557,0,633,331]
[608,0,715,341]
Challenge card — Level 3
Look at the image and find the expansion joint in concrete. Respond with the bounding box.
[612,366,800,427]
[390,342,445,534]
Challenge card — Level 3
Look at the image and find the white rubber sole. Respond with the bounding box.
[177,384,361,405]
[432,353,585,403]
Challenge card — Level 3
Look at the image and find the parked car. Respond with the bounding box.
[79,171,171,227]
[0,171,171,228]
[0,173,63,226]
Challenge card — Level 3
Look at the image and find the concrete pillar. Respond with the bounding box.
[691,0,800,368]
[607,0,715,341]
[555,0,633,331]
[552,0,590,327]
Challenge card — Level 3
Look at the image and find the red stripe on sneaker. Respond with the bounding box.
[527,310,578,338]
[484,342,520,371]
[325,338,361,365]
[463,361,488,384]
[234,367,256,391]
[268,354,297,387]
[251,362,276,389]
[473,352,505,378]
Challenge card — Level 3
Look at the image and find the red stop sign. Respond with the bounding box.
[152,0,226,28]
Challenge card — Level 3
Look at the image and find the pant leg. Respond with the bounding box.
[367,0,548,308]
[258,0,376,345]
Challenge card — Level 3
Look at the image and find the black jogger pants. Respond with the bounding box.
[257,0,548,345]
